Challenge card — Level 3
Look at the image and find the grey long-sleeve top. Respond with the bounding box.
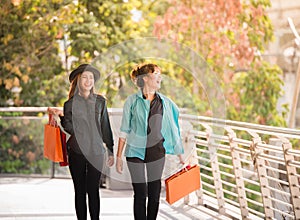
[60,93,114,156]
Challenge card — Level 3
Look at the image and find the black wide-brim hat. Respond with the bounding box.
[69,64,100,83]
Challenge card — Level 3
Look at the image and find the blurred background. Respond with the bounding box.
[0,0,299,175]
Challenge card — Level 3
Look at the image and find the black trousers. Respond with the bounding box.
[126,144,165,220]
[68,150,103,220]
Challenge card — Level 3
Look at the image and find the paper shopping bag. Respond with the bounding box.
[43,114,64,162]
[165,165,200,205]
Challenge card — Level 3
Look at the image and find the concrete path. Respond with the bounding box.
[0,177,226,220]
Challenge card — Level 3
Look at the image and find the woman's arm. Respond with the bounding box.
[100,99,114,156]
[116,137,126,174]
[60,101,74,135]
[116,96,133,174]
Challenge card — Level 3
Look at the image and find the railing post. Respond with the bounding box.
[281,138,300,219]
[182,129,204,205]
[227,129,250,219]
[206,126,226,215]
[184,130,198,205]
[181,120,198,205]
[250,134,274,219]
[195,135,204,206]
[51,162,55,178]
[268,138,291,219]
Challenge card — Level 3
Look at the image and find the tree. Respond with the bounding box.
[228,61,288,126]
[0,0,158,107]
[154,0,273,71]
[0,0,162,175]
[153,0,287,125]
[0,0,70,107]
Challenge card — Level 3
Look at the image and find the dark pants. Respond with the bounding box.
[68,150,103,220]
[126,144,165,220]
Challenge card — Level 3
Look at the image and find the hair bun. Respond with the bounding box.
[130,63,159,88]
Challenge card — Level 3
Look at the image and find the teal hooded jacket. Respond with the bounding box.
[119,90,184,160]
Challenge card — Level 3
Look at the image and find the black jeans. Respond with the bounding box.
[126,144,165,220]
[68,150,103,220]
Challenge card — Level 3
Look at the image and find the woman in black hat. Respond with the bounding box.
[49,63,114,220]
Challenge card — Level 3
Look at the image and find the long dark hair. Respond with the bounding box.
[68,74,80,99]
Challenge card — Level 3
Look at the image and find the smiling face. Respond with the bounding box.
[143,67,162,91]
[78,71,95,94]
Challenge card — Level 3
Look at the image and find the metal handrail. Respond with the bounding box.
[180,113,300,137]
[1,107,299,136]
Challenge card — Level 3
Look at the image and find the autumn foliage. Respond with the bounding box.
[153,0,273,72]
[153,0,287,126]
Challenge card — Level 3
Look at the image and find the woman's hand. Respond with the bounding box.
[178,155,185,165]
[116,157,123,174]
[107,156,114,167]
[47,107,63,116]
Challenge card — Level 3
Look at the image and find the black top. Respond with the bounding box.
[144,93,164,148]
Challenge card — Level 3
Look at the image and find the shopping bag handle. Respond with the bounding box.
[48,114,58,127]
[167,164,195,180]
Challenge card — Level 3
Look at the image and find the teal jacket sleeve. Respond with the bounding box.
[119,96,133,138]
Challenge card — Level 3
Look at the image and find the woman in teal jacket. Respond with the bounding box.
[116,63,184,220]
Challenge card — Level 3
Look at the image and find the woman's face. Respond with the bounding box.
[78,71,95,93]
[144,67,162,91]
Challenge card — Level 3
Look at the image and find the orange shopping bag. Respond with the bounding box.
[165,164,200,205]
[43,114,64,162]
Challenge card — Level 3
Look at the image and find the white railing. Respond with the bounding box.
[180,114,300,220]
[0,107,300,219]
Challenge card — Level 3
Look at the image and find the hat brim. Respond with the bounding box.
[69,64,100,83]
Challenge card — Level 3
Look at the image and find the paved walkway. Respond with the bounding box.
[0,177,228,220]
